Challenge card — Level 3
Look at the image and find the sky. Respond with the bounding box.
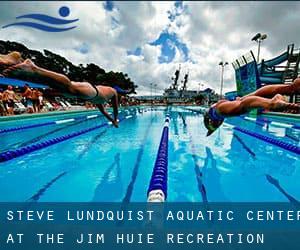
[0,1,300,95]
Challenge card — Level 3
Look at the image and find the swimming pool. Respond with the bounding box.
[0,106,299,202]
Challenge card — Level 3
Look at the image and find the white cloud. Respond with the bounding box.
[0,1,299,96]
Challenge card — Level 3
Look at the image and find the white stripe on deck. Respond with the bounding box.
[87,115,98,119]
[55,119,75,124]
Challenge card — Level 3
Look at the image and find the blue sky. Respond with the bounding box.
[127,31,189,64]
[126,1,189,64]
[103,1,114,12]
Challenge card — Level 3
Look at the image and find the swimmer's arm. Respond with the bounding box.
[111,92,119,123]
[96,104,118,128]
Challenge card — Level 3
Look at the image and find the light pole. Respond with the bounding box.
[219,61,228,99]
[149,83,154,105]
[154,84,157,101]
[251,33,267,63]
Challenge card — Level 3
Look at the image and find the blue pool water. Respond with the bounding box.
[0,106,299,202]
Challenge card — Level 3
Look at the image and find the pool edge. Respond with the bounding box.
[0,109,98,122]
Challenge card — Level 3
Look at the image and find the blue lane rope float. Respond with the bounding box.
[179,112,208,203]
[0,113,101,134]
[1,109,131,152]
[147,116,170,202]
[0,113,136,163]
[234,126,300,155]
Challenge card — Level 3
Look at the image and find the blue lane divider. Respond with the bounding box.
[0,113,101,134]
[234,126,300,155]
[147,116,170,202]
[0,113,135,163]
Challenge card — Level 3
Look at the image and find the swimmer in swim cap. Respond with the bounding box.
[204,78,300,136]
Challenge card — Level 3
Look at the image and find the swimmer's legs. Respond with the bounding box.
[4,59,76,93]
[218,94,299,115]
[243,78,300,99]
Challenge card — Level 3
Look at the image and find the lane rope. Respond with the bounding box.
[0,112,137,163]
[147,116,170,202]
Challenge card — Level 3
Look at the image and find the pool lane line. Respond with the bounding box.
[242,116,300,130]
[175,109,298,154]
[24,109,141,201]
[266,174,299,204]
[179,106,300,130]
[27,172,67,202]
[77,129,108,160]
[237,116,300,145]
[2,109,130,152]
[2,116,104,153]
[239,116,265,127]
[257,117,300,130]
[121,117,154,204]
[0,107,140,135]
[179,107,205,114]
[233,133,256,158]
[91,153,121,202]
[0,112,137,163]
[178,112,208,203]
[0,113,102,134]
[78,108,146,159]
[147,116,170,202]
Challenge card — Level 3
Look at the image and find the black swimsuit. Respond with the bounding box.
[85,83,99,101]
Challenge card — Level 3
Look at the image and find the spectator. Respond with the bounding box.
[3,85,16,115]
[31,88,39,112]
[22,84,34,113]
[37,89,44,112]
[0,89,7,116]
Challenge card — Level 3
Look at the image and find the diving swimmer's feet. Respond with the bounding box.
[3,59,37,76]
[0,52,24,68]
[270,94,300,113]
